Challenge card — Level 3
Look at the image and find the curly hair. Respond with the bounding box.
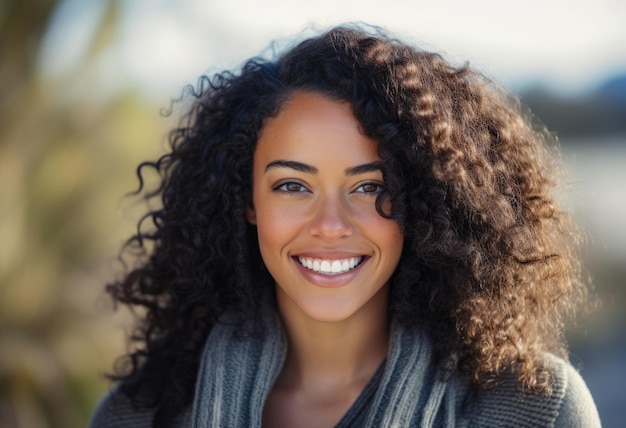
[107,26,587,424]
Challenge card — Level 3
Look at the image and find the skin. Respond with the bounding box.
[247,91,404,427]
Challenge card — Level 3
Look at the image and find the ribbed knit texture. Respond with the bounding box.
[191,309,459,427]
[464,354,568,428]
[89,311,601,427]
[191,307,286,426]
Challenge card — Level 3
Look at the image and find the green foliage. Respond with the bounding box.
[0,1,167,426]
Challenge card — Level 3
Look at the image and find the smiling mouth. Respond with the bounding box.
[296,256,364,276]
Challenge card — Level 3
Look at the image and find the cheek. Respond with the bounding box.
[384,227,404,259]
[254,202,305,253]
[368,214,403,260]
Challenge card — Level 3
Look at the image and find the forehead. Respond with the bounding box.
[255,91,379,165]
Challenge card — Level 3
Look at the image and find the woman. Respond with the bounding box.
[90,26,600,427]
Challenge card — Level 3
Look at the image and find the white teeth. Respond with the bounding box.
[297,256,363,276]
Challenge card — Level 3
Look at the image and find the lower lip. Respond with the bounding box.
[292,257,368,288]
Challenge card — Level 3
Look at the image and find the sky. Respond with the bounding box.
[39,0,626,101]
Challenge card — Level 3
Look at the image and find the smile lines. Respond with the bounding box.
[297,256,364,275]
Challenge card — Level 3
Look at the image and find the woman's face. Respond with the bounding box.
[247,91,403,323]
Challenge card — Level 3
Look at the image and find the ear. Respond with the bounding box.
[246,202,257,225]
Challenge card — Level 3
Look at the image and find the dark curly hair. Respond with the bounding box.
[107,26,587,424]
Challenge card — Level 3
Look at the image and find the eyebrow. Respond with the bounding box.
[264,160,383,176]
[345,161,383,176]
[264,160,317,174]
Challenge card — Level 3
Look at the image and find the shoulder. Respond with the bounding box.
[553,359,601,428]
[462,355,600,427]
[89,387,155,428]
[88,386,192,428]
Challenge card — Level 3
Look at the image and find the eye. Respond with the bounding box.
[354,182,384,194]
[273,181,310,193]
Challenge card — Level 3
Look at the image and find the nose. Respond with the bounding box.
[308,194,353,240]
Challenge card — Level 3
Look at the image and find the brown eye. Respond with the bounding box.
[274,181,310,193]
[355,182,384,194]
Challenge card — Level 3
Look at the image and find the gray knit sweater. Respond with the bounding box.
[90,313,600,427]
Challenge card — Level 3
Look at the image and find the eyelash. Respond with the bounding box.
[273,181,310,194]
[354,182,385,195]
[272,181,384,195]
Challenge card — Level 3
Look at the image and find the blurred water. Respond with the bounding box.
[561,136,626,428]
[572,333,626,428]
[561,136,626,263]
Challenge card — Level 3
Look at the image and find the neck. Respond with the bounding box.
[274,285,390,390]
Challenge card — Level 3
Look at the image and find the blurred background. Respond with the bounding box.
[1,0,624,426]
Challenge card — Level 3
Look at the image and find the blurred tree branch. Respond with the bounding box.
[0,0,58,121]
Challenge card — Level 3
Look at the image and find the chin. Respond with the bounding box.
[291,296,371,324]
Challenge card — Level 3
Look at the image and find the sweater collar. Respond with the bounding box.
[190,305,459,427]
